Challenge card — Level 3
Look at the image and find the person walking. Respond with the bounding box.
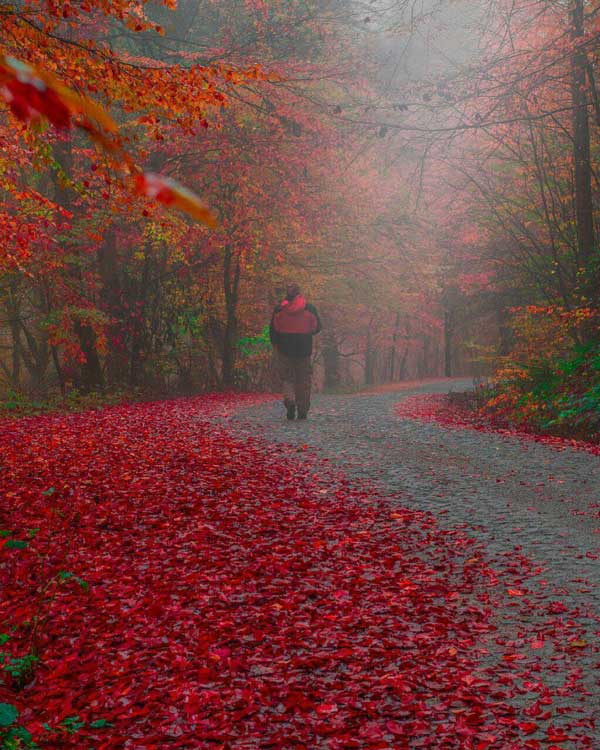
[270,283,322,420]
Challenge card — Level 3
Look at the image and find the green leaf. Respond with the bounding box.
[4,540,28,550]
[27,528,41,538]
[42,487,56,496]
[3,653,39,683]
[0,634,10,646]
[0,703,18,728]
[0,530,11,538]
[89,719,114,729]
[60,715,85,734]
[58,571,89,591]
[10,724,34,744]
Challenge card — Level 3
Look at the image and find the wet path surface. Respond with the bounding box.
[227,379,600,745]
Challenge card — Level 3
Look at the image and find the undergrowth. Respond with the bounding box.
[455,307,599,442]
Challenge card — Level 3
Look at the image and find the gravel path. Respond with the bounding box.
[228,379,600,745]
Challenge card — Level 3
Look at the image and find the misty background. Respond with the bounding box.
[2,0,597,405]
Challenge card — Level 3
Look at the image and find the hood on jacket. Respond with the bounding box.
[280,294,307,314]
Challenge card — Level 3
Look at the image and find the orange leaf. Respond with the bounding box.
[135,172,217,228]
[1,55,117,133]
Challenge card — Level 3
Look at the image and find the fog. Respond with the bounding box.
[1,0,593,396]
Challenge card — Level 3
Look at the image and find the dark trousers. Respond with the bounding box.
[275,351,312,414]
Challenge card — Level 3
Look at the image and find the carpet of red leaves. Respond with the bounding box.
[395,393,600,457]
[1,394,596,748]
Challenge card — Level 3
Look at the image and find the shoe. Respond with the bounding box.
[297,410,308,420]
[285,402,296,420]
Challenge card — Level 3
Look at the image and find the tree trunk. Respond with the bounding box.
[388,311,401,382]
[129,245,151,388]
[221,246,241,387]
[51,344,66,396]
[7,283,22,389]
[444,310,453,377]
[497,304,512,357]
[571,0,596,294]
[10,321,22,389]
[364,329,375,386]
[73,319,104,391]
[99,229,129,385]
[323,332,341,390]
[418,335,431,379]
[55,139,105,389]
[397,346,409,380]
[19,316,51,391]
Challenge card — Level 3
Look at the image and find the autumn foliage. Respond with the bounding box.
[1,0,444,399]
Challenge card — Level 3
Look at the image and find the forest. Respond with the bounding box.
[2,0,597,438]
[2,2,600,748]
